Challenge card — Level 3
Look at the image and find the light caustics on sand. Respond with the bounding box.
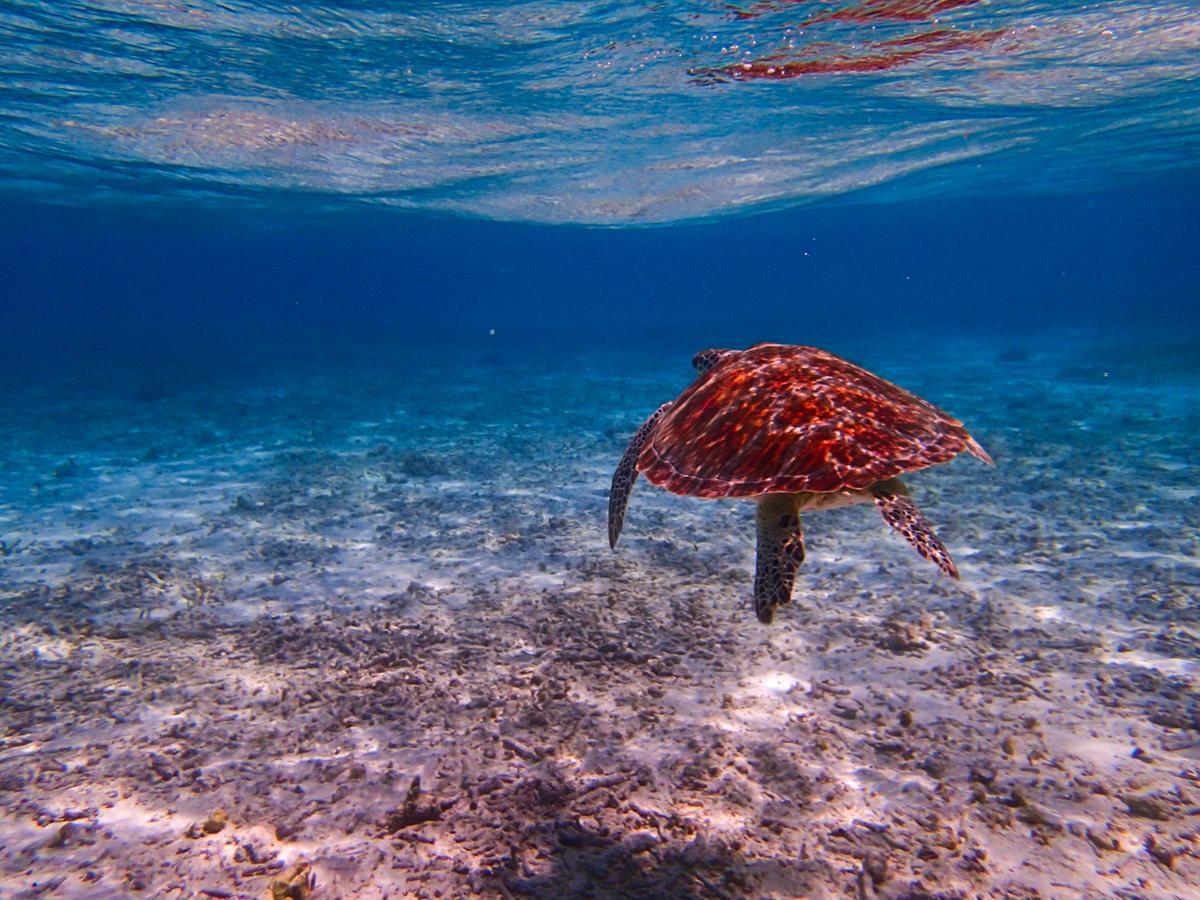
[0,0,1197,223]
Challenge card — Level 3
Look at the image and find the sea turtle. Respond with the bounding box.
[608,343,993,624]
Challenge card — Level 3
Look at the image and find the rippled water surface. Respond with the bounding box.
[2,0,1198,223]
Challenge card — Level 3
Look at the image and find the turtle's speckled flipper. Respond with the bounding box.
[753,494,806,624]
[873,490,959,579]
[608,403,671,550]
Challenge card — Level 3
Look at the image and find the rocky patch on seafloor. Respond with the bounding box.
[1,550,1199,898]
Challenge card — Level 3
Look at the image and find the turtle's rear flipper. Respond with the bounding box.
[873,489,959,579]
[608,403,671,550]
[753,495,806,624]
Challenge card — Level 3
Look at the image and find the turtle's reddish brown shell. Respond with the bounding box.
[638,343,991,499]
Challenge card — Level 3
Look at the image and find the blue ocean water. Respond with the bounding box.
[1,1,1199,897]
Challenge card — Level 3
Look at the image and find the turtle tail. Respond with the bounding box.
[608,403,671,550]
[753,494,805,624]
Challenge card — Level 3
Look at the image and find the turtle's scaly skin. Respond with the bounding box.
[608,343,992,624]
[639,343,991,499]
[872,487,959,579]
[753,494,806,624]
[608,402,670,550]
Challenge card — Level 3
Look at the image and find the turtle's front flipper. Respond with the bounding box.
[753,494,805,624]
[872,485,959,579]
[608,403,671,550]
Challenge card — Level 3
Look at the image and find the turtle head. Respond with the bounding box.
[692,348,734,376]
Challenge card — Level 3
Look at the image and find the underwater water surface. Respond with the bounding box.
[1,0,1199,222]
[1,1,1199,898]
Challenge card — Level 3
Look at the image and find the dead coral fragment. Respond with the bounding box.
[384,776,442,832]
[203,808,228,834]
[878,619,929,654]
[47,821,98,849]
[1121,792,1171,821]
[270,861,316,900]
[1086,827,1121,852]
[184,807,228,839]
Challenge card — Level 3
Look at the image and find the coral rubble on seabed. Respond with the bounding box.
[0,336,1197,897]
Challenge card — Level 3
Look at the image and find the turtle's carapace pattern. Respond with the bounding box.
[639,344,990,499]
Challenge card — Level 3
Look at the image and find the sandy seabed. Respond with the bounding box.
[0,334,1197,898]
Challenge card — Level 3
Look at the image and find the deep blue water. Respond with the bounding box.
[2,182,1198,383]
[3,0,1198,367]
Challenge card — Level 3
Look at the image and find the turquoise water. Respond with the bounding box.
[1,2,1199,898]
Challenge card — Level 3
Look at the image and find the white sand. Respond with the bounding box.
[0,338,1197,896]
